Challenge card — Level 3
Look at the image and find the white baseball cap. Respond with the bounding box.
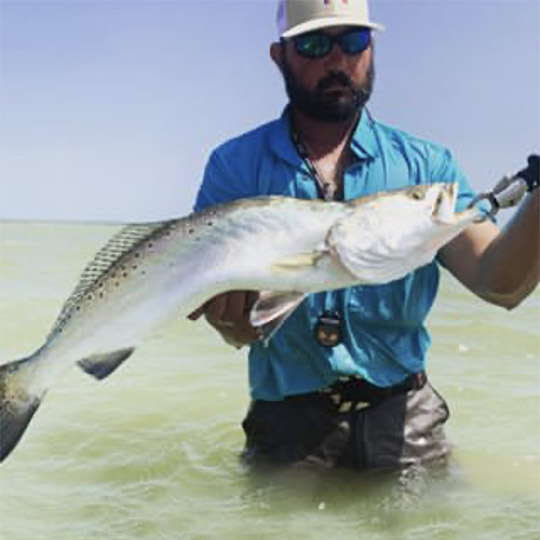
[277,0,383,39]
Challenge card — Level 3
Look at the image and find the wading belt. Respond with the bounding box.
[286,372,428,414]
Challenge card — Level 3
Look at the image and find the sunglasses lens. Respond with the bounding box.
[293,29,371,59]
[340,29,371,55]
[295,33,332,58]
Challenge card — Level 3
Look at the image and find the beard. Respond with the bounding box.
[282,57,374,123]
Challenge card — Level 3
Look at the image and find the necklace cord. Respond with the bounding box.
[290,114,359,202]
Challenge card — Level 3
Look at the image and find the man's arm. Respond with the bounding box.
[439,189,540,309]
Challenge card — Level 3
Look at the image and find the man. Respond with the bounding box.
[189,0,539,470]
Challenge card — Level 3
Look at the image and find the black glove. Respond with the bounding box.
[516,154,539,192]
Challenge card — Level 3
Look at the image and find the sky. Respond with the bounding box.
[0,0,539,223]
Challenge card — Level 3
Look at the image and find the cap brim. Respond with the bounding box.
[281,18,384,39]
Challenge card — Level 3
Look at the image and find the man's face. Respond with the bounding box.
[274,26,374,123]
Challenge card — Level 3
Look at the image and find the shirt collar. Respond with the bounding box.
[267,108,302,168]
[350,109,380,160]
[268,107,379,167]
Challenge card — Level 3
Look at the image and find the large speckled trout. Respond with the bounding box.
[0,183,479,462]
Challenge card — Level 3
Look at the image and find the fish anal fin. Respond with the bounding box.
[78,348,134,381]
[250,291,307,345]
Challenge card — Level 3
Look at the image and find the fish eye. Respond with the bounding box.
[409,188,425,201]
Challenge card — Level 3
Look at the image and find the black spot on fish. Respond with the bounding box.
[409,187,425,201]
[148,243,154,248]
[122,272,128,278]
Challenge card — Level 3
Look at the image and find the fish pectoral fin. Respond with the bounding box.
[271,252,324,272]
[250,291,307,327]
[250,291,307,346]
[77,347,135,381]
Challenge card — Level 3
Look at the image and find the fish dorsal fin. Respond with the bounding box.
[47,221,176,340]
[250,291,307,345]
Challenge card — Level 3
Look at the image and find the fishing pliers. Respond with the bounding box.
[469,154,539,221]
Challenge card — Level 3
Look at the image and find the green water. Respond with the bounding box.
[0,221,539,540]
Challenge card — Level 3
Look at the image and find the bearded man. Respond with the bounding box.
[190,0,539,470]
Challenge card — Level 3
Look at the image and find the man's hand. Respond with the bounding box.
[188,291,261,348]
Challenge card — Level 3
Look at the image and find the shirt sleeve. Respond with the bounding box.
[194,142,262,212]
[193,151,237,212]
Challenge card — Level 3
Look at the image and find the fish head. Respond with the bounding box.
[424,182,479,227]
[350,182,479,242]
[393,182,479,229]
[328,183,480,284]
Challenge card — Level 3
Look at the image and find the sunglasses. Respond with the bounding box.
[290,28,372,59]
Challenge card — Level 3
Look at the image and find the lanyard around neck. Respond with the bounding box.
[290,127,336,201]
[289,116,359,202]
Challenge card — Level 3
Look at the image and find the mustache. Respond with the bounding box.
[316,72,353,92]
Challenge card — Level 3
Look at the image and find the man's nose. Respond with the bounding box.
[323,43,349,69]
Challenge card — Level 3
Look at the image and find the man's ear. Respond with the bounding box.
[270,42,285,74]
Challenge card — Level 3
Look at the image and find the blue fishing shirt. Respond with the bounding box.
[194,110,478,401]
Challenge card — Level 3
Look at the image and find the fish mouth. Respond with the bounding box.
[431,183,456,223]
[431,183,480,225]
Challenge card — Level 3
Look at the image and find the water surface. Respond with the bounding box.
[0,221,539,539]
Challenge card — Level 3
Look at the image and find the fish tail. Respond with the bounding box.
[0,356,44,463]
